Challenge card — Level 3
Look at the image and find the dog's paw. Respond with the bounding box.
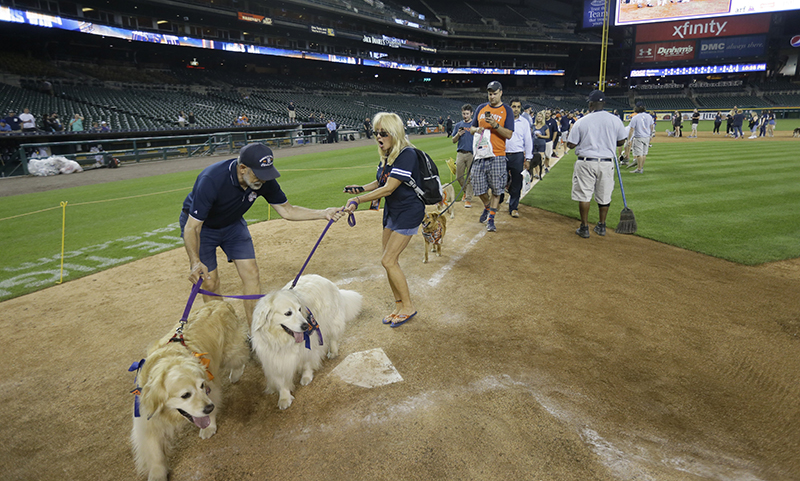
[327,342,339,359]
[229,365,245,383]
[199,423,217,439]
[278,393,294,410]
[300,374,314,386]
[147,468,169,481]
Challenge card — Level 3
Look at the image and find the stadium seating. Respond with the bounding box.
[4,55,800,135]
[695,95,772,109]
[764,93,800,107]
[634,96,697,111]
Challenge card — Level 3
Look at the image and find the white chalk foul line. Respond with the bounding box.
[427,228,486,287]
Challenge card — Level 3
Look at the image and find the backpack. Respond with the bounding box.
[107,157,120,169]
[404,148,443,205]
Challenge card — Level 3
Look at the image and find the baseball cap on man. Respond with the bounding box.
[487,81,503,92]
[587,90,605,102]
[239,143,280,181]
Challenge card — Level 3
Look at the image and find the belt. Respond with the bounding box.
[457,150,471,153]
[578,157,613,162]
[506,151,523,155]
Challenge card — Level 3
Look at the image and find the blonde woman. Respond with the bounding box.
[344,112,424,327]
[530,112,549,179]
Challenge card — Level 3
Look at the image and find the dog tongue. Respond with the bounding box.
[292,331,304,343]
[193,416,211,429]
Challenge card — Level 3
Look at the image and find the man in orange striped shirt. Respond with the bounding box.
[469,81,515,233]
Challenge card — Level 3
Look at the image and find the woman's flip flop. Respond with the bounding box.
[390,311,417,328]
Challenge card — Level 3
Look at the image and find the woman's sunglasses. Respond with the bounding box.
[375,130,391,138]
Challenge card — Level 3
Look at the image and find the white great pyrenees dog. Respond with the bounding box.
[251,274,362,409]
[130,301,249,481]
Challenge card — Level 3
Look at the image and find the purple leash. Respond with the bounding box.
[176,210,354,350]
[170,277,204,345]
[181,277,203,321]
[290,209,355,289]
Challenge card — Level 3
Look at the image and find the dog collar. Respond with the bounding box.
[193,352,214,381]
[422,222,444,245]
[303,307,323,350]
[128,359,146,418]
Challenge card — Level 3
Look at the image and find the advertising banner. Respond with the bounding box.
[583,0,606,29]
[618,0,792,26]
[0,5,564,77]
[238,12,272,25]
[634,41,696,63]
[310,25,335,36]
[635,14,770,43]
[698,34,766,60]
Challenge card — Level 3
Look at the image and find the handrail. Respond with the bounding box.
[16,127,337,175]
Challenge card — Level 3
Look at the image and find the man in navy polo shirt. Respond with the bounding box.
[180,143,342,322]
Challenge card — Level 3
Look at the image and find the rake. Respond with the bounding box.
[613,156,637,234]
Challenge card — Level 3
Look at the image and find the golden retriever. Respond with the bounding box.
[421,211,447,263]
[250,274,362,410]
[130,301,249,481]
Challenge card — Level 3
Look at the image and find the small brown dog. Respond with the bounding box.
[421,211,447,263]
[793,127,800,138]
[436,183,456,219]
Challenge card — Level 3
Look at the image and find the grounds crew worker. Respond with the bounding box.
[566,90,627,239]
[180,142,343,322]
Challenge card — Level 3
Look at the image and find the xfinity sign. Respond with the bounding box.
[672,20,727,39]
[636,14,770,43]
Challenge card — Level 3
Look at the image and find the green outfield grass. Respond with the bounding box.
[0,136,456,301]
[523,121,800,265]
[1,127,799,300]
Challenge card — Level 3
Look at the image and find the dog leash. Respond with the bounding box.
[170,210,353,352]
[170,277,204,346]
[290,208,355,289]
[436,172,470,218]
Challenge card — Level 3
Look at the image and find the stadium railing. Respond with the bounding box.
[15,127,331,175]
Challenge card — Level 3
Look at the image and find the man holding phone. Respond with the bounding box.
[470,81,514,233]
[451,104,475,208]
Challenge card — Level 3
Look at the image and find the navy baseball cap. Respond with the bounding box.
[587,90,605,102]
[239,143,280,181]
[487,81,503,92]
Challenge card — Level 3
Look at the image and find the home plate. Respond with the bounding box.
[331,348,403,388]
